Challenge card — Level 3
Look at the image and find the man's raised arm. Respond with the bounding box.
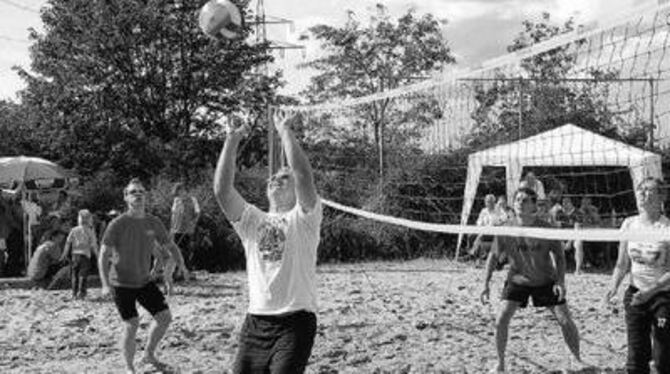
[274,113,317,212]
[213,117,250,222]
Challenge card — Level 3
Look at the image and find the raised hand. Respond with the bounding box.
[224,114,250,141]
[272,110,293,135]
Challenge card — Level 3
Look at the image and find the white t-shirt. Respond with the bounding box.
[233,200,323,315]
[622,215,670,292]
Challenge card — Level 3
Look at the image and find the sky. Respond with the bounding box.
[0,0,643,101]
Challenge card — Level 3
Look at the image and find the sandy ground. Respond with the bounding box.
[0,259,630,373]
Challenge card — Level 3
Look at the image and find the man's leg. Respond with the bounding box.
[269,311,317,374]
[136,282,171,364]
[624,286,652,374]
[651,303,670,374]
[143,309,172,363]
[549,304,581,362]
[494,300,519,372]
[121,317,139,373]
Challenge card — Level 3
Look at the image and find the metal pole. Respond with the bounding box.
[378,78,385,184]
[649,77,655,150]
[518,77,523,140]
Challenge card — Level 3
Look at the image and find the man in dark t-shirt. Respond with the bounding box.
[99,178,188,374]
[480,187,587,373]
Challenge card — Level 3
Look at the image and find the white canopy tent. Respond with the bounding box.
[456,123,663,255]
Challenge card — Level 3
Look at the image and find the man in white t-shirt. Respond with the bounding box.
[214,112,322,374]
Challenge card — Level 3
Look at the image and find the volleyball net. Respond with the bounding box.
[275,0,670,256]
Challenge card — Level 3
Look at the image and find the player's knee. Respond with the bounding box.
[155,309,172,326]
[123,317,140,333]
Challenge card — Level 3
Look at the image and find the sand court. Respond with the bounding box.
[0,260,628,373]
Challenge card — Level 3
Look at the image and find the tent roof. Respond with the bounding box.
[469,123,659,167]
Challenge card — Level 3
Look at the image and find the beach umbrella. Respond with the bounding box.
[0,156,73,186]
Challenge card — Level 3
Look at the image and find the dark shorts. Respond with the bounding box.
[112,281,169,321]
[502,281,566,308]
[233,310,317,374]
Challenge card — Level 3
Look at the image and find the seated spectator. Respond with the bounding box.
[27,230,66,289]
[547,191,566,228]
[495,195,513,222]
[519,171,546,200]
[49,191,72,218]
[536,199,552,223]
[579,197,601,227]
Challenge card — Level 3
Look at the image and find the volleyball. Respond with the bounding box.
[198,0,242,40]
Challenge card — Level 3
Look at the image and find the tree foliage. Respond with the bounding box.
[15,0,280,181]
[301,4,455,151]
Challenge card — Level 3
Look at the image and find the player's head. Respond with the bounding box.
[513,187,537,216]
[267,167,296,210]
[636,177,665,211]
[124,178,147,209]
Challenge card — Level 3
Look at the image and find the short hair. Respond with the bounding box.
[484,194,496,204]
[124,178,145,195]
[514,187,538,204]
[78,209,91,219]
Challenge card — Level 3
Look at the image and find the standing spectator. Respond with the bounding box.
[22,192,42,252]
[605,177,670,373]
[60,209,99,299]
[170,183,200,279]
[469,194,503,260]
[520,171,546,200]
[27,230,66,288]
[574,197,602,274]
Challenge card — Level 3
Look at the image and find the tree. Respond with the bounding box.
[465,12,648,150]
[15,0,280,180]
[300,4,455,155]
[0,100,38,156]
